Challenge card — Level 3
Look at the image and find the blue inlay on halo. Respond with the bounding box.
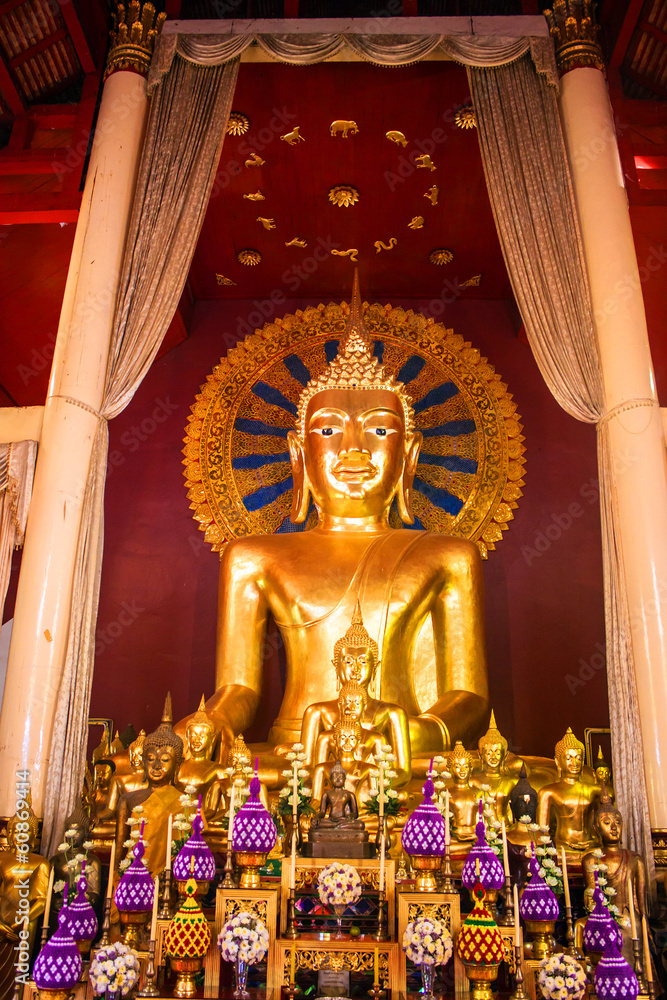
[373,341,384,363]
[419,453,478,474]
[234,418,289,439]
[244,476,294,512]
[413,476,464,516]
[284,355,311,387]
[422,420,476,438]
[325,341,340,364]
[413,382,459,415]
[233,452,290,471]
[252,381,297,416]
[398,356,426,385]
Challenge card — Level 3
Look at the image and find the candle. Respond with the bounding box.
[150,875,159,941]
[165,812,173,871]
[379,830,386,893]
[513,884,520,946]
[42,866,54,930]
[228,784,237,847]
[561,847,571,909]
[378,762,385,823]
[290,829,296,891]
[290,942,296,982]
[627,874,637,940]
[642,913,652,984]
[374,946,379,985]
[292,763,299,821]
[501,819,510,878]
[106,840,116,899]
[445,789,450,847]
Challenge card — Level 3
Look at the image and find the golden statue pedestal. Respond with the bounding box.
[274,933,399,993]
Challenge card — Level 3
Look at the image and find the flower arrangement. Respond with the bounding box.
[364,745,402,817]
[524,825,564,894]
[89,943,140,996]
[538,953,587,1000]
[53,828,96,896]
[218,912,270,965]
[278,744,314,818]
[586,851,623,926]
[171,783,197,856]
[402,917,453,966]
[317,862,362,908]
[430,756,452,816]
[119,806,148,871]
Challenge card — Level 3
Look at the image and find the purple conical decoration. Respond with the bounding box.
[33,907,83,989]
[114,828,154,912]
[66,875,98,942]
[518,849,559,921]
[461,801,505,891]
[583,877,623,955]
[401,775,447,856]
[232,773,277,854]
[174,798,216,880]
[595,939,639,1000]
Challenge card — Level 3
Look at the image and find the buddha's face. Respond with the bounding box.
[186,723,214,758]
[94,764,113,791]
[144,745,179,786]
[449,756,470,783]
[481,743,505,772]
[597,808,622,846]
[129,745,144,770]
[596,765,611,785]
[338,645,374,687]
[65,822,87,849]
[291,388,421,521]
[340,691,365,719]
[331,769,346,788]
[336,727,360,756]
[558,747,584,777]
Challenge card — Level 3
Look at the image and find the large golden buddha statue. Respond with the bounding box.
[202,273,488,775]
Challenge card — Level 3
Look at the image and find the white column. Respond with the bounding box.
[0,68,149,817]
[559,66,667,828]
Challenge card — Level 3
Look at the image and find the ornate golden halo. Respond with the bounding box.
[183,302,525,559]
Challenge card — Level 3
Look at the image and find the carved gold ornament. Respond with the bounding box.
[215,274,236,286]
[243,191,265,202]
[281,948,389,987]
[328,186,359,208]
[331,248,359,262]
[415,154,436,171]
[280,126,305,145]
[256,217,276,230]
[424,185,439,206]
[386,130,407,146]
[330,120,359,137]
[459,274,482,288]
[429,248,454,265]
[374,239,397,253]
[285,237,308,248]
[227,112,250,136]
[455,105,477,130]
[105,2,165,80]
[245,152,265,168]
[408,216,425,230]
[237,249,262,266]
[183,301,526,558]
[545,0,604,75]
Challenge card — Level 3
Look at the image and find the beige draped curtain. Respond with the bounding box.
[41,23,651,877]
[0,441,37,628]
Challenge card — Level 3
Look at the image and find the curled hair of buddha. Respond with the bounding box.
[188,694,216,735]
[447,740,474,768]
[227,733,252,770]
[478,710,508,754]
[330,760,347,782]
[508,764,538,822]
[554,726,585,759]
[333,715,363,747]
[295,269,415,439]
[144,692,184,768]
[333,602,379,667]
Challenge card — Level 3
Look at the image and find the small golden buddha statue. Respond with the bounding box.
[200,271,488,776]
[446,741,479,842]
[470,711,520,822]
[0,799,50,999]
[115,694,184,876]
[93,730,148,842]
[594,747,614,797]
[176,696,227,820]
[89,756,117,838]
[313,680,386,766]
[537,727,601,853]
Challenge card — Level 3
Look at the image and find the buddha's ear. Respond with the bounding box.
[397,430,422,524]
[288,430,311,523]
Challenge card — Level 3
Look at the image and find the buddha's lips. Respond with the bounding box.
[333,461,377,480]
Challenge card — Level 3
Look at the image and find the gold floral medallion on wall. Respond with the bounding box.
[183,302,525,558]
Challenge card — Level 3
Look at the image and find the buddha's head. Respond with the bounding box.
[143,693,183,787]
[227,734,252,777]
[62,799,91,851]
[332,603,379,689]
[593,783,622,847]
[128,730,146,771]
[478,711,508,773]
[185,695,216,760]
[334,713,363,758]
[594,746,612,786]
[330,760,347,788]
[288,272,422,526]
[447,741,473,784]
[508,764,538,825]
[554,727,585,779]
[93,758,115,792]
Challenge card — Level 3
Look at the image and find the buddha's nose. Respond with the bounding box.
[340,422,369,457]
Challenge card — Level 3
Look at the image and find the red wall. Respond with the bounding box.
[90,295,608,759]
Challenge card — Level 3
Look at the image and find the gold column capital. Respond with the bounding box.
[105,2,166,81]
[544,0,605,76]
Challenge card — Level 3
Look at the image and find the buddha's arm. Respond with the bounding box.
[423,539,489,746]
[537,787,552,830]
[301,703,330,765]
[99,776,122,821]
[385,707,411,785]
[634,856,647,915]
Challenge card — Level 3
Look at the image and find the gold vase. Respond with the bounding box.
[119,908,150,949]
[409,854,442,891]
[74,938,92,959]
[170,955,203,998]
[525,919,556,960]
[234,851,268,889]
[462,962,500,1000]
[176,878,211,899]
[469,888,499,908]
[35,990,75,1000]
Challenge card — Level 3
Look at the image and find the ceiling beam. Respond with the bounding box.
[9,28,68,68]
[622,65,667,100]
[0,147,74,174]
[0,191,80,224]
[609,0,644,69]
[0,52,25,116]
[57,0,96,73]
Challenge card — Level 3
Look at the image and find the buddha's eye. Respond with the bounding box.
[375,428,387,436]
[322,428,333,436]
